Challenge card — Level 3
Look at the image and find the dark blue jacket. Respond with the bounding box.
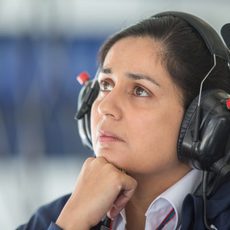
[17,179,230,230]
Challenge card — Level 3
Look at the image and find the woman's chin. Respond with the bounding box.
[96,152,126,168]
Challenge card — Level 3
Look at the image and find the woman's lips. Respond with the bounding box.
[98,130,124,143]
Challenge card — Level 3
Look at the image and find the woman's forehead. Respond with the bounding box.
[103,37,164,67]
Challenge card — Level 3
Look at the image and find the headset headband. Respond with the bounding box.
[154,11,230,63]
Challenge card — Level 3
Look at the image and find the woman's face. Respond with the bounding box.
[91,36,186,176]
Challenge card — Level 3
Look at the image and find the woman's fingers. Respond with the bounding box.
[107,173,137,219]
[56,156,137,229]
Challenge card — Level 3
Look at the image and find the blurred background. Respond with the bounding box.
[0,0,229,229]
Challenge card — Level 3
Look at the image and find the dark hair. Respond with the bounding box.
[98,15,230,109]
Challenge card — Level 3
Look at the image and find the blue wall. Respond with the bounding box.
[0,36,105,157]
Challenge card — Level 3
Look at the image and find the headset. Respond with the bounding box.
[75,11,230,229]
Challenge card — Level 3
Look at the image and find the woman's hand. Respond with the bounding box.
[56,156,137,230]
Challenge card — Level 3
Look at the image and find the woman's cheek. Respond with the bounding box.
[90,101,99,148]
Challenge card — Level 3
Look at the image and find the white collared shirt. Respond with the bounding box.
[112,169,202,230]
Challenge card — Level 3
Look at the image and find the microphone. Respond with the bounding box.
[221,23,230,49]
[75,70,100,120]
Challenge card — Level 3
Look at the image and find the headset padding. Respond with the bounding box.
[177,95,199,161]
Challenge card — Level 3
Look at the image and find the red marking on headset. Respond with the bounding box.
[226,98,230,110]
[77,72,89,85]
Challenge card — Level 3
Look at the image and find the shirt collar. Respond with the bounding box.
[113,169,202,229]
[146,169,202,226]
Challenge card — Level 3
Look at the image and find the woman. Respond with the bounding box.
[17,12,230,229]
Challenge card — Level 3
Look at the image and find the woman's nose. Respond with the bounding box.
[97,89,122,120]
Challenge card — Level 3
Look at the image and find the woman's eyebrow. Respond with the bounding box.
[101,67,111,74]
[126,72,161,87]
[100,68,161,87]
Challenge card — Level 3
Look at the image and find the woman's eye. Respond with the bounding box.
[99,80,113,92]
[133,86,150,97]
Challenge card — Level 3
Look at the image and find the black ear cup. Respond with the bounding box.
[77,80,99,149]
[178,89,230,172]
[177,95,199,160]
